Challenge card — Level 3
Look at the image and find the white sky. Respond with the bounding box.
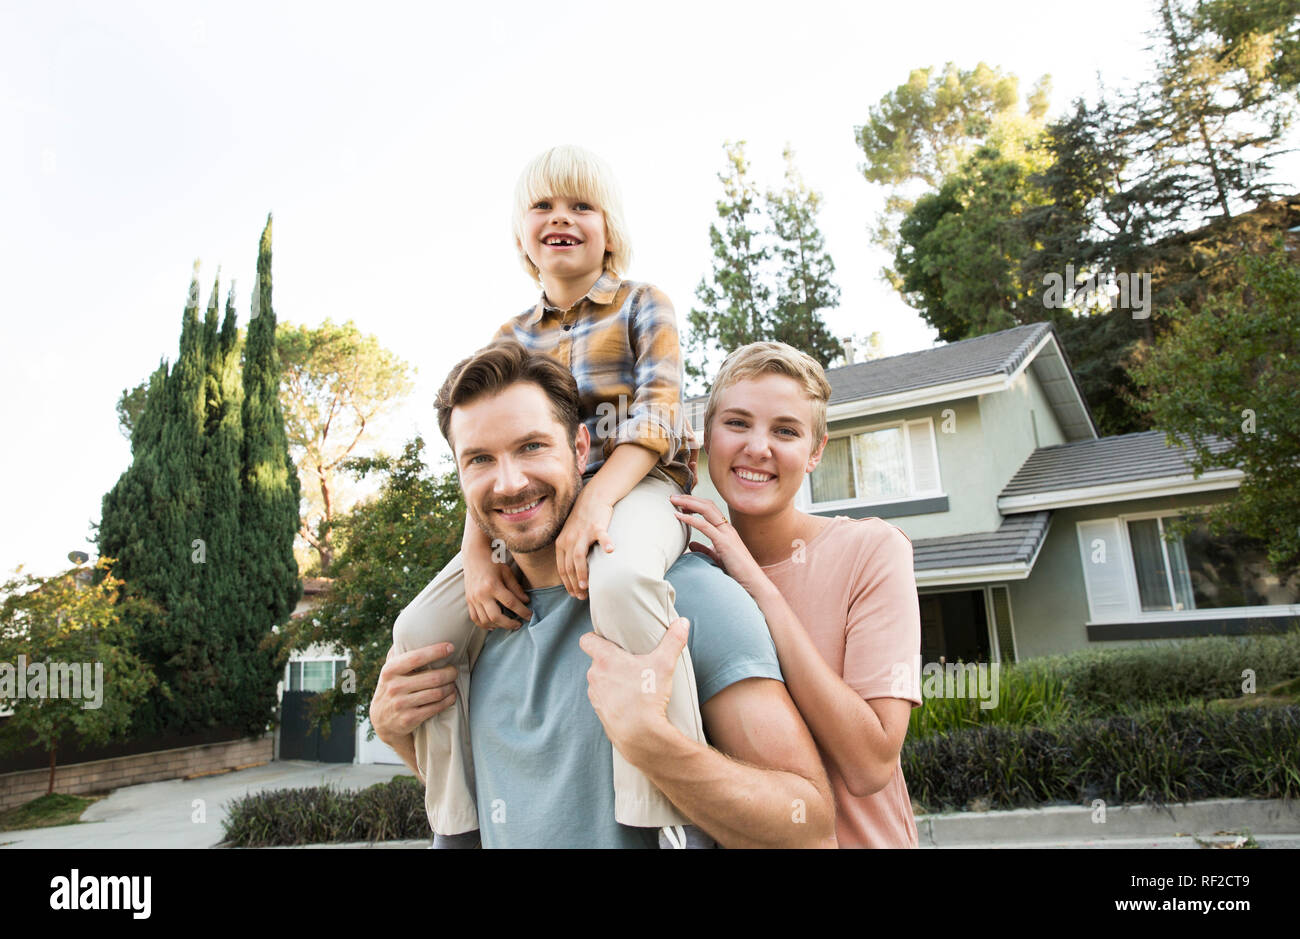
[3,0,1294,579]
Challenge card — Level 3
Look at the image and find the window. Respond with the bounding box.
[807,419,941,506]
[287,659,345,692]
[1078,513,1300,621]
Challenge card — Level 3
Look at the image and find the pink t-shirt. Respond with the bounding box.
[761,515,922,848]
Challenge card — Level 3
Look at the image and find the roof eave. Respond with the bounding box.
[998,470,1243,513]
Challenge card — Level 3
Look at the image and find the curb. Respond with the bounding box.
[917,798,1300,847]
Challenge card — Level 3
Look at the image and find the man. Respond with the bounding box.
[369,339,836,848]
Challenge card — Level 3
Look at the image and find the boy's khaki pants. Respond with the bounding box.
[391,475,705,834]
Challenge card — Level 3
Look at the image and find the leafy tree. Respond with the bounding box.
[276,437,465,734]
[1128,242,1300,572]
[1197,0,1300,97]
[765,147,843,369]
[0,558,156,794]
[276,319,415,575]
[686,141,772,389]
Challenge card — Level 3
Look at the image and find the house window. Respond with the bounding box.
[807,419,941,506]
[1077,514,1300,621]
[287,659,345,692]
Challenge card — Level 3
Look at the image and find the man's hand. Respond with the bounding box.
[370,642,461,746]
[578,616,687,764]
[555,487,616,601]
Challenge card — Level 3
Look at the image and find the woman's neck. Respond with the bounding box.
[541,268,604,313]
[729,503,827,568]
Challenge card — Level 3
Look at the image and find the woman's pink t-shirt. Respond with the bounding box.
[761,515,922,848]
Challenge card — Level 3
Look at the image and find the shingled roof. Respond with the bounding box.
[910,511,1052,580]
[998,431,1239,504]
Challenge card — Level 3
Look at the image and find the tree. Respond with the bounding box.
[276,319,415,575]
[275,437,464,735]
[0,558,156,794]
[685,141,772,389]
[1128,241,1300,572]
[1198,0,1300,96]
[765,147,843,369]
[235,214,302,735]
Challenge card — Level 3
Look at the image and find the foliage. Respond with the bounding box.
[904,704,1300,813]
[277,436,465,734]
[220,775,428,846]
[1128,243,1300,572]
[685,142,847,390]
[276,319,416,574]
[1198,0,1300,94]
[0,559,156,792]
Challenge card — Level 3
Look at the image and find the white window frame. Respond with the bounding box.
[284,656,348,693]
[1078,509,1300,624]
[799,416,944,512]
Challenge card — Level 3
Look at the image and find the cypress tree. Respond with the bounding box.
[235,215,302,734]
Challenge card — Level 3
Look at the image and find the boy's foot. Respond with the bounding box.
[658,823,716,849]
[431,830,482,849]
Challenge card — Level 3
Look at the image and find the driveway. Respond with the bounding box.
[0,760,420,849]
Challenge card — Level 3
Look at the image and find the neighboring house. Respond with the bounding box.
[278,577,402,764]
[686,322,1300,663]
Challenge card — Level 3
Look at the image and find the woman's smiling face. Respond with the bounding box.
[705,372,827,518]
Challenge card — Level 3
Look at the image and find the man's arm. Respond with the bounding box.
[580,618,837,849]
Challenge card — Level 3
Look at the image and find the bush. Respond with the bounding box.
[908,629,1300,738]
[220,775,427,846]
[903,704,1300,813]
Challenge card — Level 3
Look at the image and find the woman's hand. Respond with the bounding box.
[462,540,531,630]
[669,493,773,600]
[555,488,615,600]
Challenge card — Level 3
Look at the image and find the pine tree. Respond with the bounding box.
[765,147,843,370]
[235,215,302,734]
[685,141,771,389]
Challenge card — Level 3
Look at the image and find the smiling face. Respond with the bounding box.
[450,381,589,556]
[518,194,609,288]
[705,373,828,519]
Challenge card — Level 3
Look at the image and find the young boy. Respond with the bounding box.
[391,145,712,848]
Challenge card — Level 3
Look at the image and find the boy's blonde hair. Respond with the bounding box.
[703,341,832,451]
[511,145,632,285]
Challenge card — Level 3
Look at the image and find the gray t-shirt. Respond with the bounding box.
[469,551,784,848]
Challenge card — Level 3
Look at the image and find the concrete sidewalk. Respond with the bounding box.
[0,760,418,849]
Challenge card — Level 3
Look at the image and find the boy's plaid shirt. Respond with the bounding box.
[493,271,698,492]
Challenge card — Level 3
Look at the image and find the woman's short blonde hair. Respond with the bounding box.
[704,341,832,451]
[511,145,632,285]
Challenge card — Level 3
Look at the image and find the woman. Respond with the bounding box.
[670,341,922,848]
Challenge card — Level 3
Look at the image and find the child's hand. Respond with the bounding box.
[462,540,531,630]
[555,489,615,600]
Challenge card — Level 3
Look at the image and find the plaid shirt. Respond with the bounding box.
[493,271,697,492]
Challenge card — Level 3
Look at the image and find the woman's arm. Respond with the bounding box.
[670,493,911,797]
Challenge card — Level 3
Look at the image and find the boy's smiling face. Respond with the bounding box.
[519,194,608,287]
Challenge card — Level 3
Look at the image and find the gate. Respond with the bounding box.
[280,691,356,763]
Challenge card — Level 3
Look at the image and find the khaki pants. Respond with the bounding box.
[391,474,704,834]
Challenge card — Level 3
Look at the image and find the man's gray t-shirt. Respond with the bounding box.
[469,551,784,848]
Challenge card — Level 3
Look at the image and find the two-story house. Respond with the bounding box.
[686,322,1300,664]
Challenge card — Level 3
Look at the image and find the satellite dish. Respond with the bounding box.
[68,551,89,565]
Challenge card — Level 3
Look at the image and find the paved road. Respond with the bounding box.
[0,760,419,849]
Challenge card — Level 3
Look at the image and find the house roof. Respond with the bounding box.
[909,511,1052,586]
[686,322,1097,441]
[998,431,1241,511]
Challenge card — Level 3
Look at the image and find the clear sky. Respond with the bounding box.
[2,0,1293,579]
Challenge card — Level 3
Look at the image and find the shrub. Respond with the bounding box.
[221,775,427,846]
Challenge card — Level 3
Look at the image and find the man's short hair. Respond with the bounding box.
[436,339,583,452]
[703,341,832,449]
[511,144,632,285]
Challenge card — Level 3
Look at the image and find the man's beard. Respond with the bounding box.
[468,465,582,556]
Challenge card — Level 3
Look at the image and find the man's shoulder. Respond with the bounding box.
[664,552,783,703]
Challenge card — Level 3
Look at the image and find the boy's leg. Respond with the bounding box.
[586,474,704,829]
[390,551,486,836]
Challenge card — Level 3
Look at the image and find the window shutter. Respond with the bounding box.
[906,420,941,493]
[1076,519,1135,621]
[989,585,1016,663]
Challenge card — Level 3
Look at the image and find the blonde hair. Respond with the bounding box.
[704,342,832,450]
[511,145,632,285]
